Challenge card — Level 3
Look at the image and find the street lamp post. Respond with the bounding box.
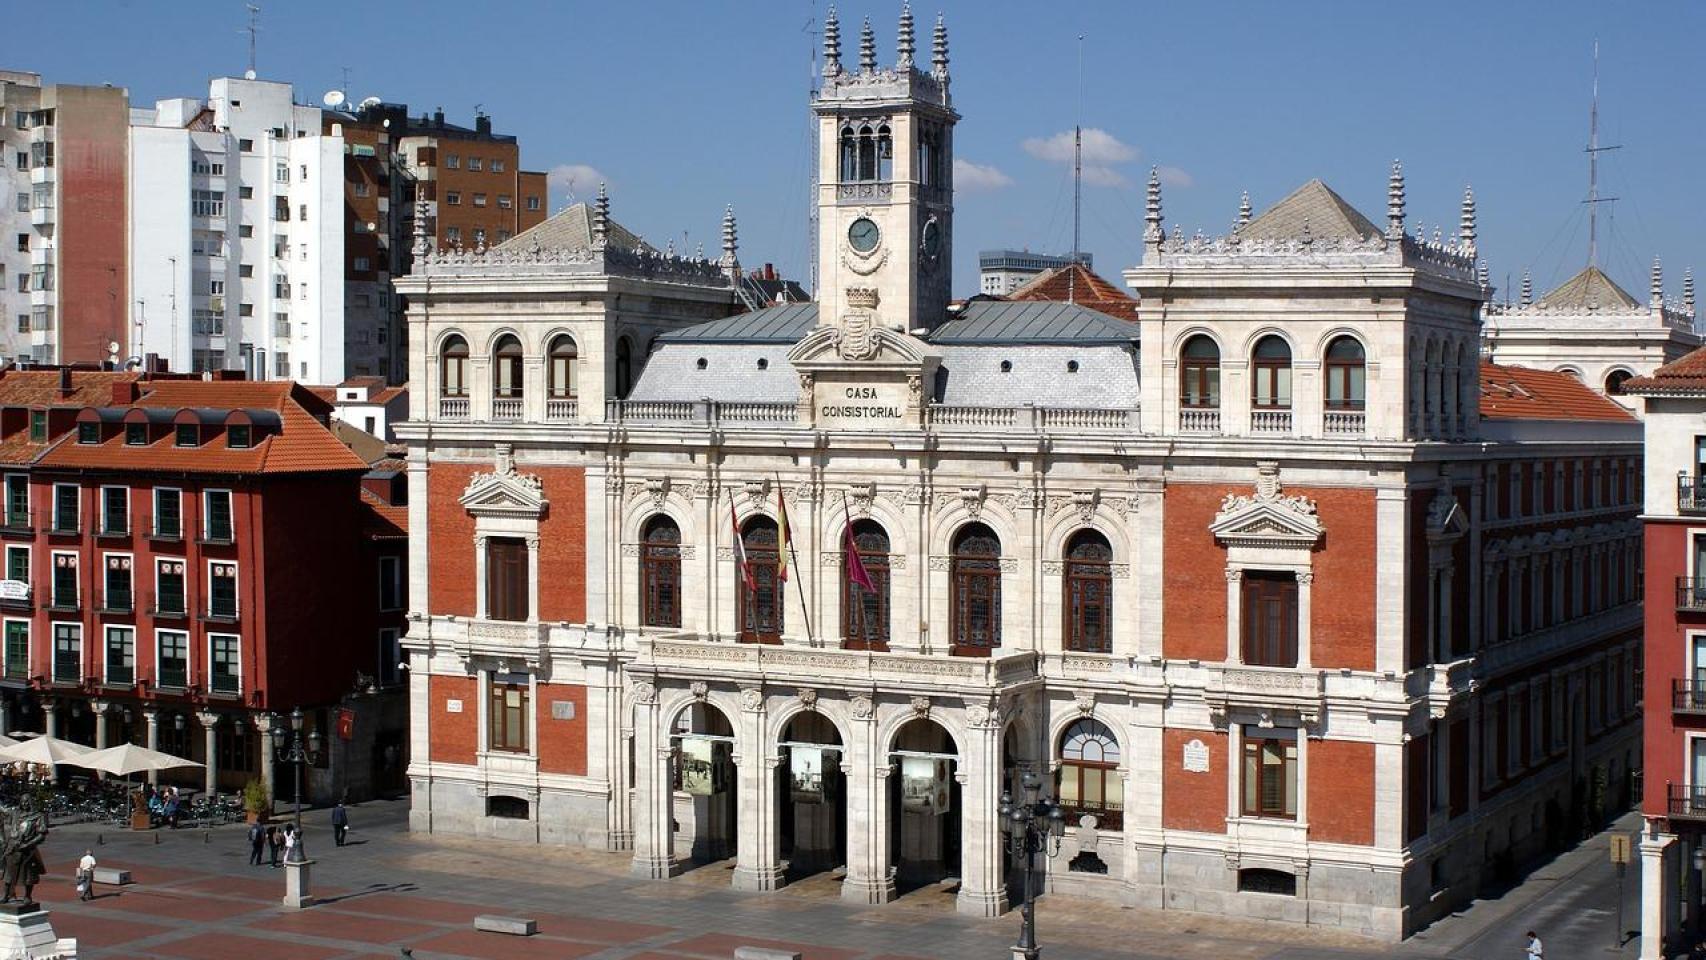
[271,706,323,907]
[999,771,1065,960]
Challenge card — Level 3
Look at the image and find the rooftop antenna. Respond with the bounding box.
[243,4,260,77]
[806,4,820,296]
[1584,39,1620,271]
[1069,34,1084,305]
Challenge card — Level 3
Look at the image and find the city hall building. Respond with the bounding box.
[396,11,1645,939]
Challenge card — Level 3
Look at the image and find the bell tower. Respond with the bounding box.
[813,6,957,335]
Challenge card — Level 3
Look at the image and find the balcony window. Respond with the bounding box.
[2,622,24,680]
[1180,335,1221,408]
[156,560,186,615]
[104,626,133,686]
[51,484,77,534]
[1250,335,1292,408]
[1325,336,1367,411]
[50,553,77,609]
[3,475,25,528]
[209,562,238,619]
[156,630,188,689]
[492,334,523,399]
[737,517,783,644]
[101,487,127,535]
[1058,718,1124,830]
[488,674,529,753]
[1241,730,1298,819]
[547,335,578,398]
[641,515,682,629]
[204,490,233,542]
[1241,571,1299,667]
[209,633,240,694]
[51,623,80,684]
[440,335,469,398]
[5,545,27,584]
[154,488,182,539]
[486,537,529,622]
[1063,530,1113,654]
[949,523,1001,656]
[104,555,132,612]
[840,519,890,650]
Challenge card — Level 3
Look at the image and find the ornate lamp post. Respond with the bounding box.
[999,770,1065,960]
[271,707,323,908]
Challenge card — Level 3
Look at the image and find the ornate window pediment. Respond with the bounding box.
[460,443,547,519]
[1209,462,1322,550]
[1426,484,1468,544]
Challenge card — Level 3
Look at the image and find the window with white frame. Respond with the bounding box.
[1240,728,1298,820]
[51,483,78,533]
[203,490,233,542]
[209,633,240,694]
[104,626,134,686]
[153,488,182,539]
[3,545,26,588]
[49,553,77,609]
[155,559,186,615]
[100,486,127,535]
[1,621,24,680]
[104,554,132,612]
[156,630,188,688]
[209,561,238,619]
[51,623,80,683]
[1,475,24,528]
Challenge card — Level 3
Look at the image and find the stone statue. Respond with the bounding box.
[0,804,47,904]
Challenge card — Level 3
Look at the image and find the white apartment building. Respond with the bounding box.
[129,76,344,382]
[0,71,40,363]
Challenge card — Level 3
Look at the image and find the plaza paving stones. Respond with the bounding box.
[404,929,608,959]
[247,910,440,944]
[148,932,348,960]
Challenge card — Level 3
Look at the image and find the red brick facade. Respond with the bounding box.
[535,681,587,775]
[428,675,477,766]
[536,467,586,623]
[1308,738,1375,845]
[1162,727,1227,833]
[426,462,479,617]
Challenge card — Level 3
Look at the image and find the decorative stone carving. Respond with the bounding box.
[850,694,875,720]
[744,479,769,508]
[1074,694,1095,717]
[797,688,819,711]
[689,681,709,701]
[739,687,764,712]
[1041,561,1064,576]
[964,700,992,728]
[644,477,671,511]
[958,484,985,520]
[837,288,881,360]
[927,556,951,572]
[848,481,876,516]
[906,375,922,407]
[1209,461,1322,549]
[460,444,548,518]
[909,696,931,718]
[1071,490,1098,522]
[630,680,657,705]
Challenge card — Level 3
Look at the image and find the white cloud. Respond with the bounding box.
[1020,127,1147,189]
[1157,165,1194,188]
[545,163,609,202]
[953,158,1013,191]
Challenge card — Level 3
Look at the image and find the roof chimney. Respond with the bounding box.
[432,107,444,126]
[143,353,158,380]
[57,367,71,399]
[110,381,135,406]
[475,114,491,136]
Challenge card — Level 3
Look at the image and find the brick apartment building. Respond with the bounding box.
[0,367,407,803]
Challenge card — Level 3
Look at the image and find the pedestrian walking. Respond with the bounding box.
[75,849,95,901]
[1525,930,1543,959]
[282,823,297,862]
[331,802,348,847]
[265,825,281,867]
[247,821,265,866]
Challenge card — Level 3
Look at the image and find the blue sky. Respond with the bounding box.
[24,1,1706,301]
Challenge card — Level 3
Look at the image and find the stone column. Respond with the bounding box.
[732,687,783,891]
[143,709,160,786]
[525,535,541,623]
[1639,829,1677,960]
[473,535,489,619]
[629,683,680,878]
[253,712,278,803]
[841,693,894,903]
[198,711,220,796]
[41,701,57,739]
[955,704,1006,917]
[90,699,109,750]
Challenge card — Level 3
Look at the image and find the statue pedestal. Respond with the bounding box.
[0,902,76,958]
[282,859,315,909]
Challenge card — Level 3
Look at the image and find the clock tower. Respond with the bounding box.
[813,7,958,335]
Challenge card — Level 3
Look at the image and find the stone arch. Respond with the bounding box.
[658,688,745,755]
[877,706,967,759]
[1040,505,1133,565]
[1046,703,1128,761]
[818,494,911,558]
[1313,326,1370,361]
[1238,325,1299,358]
[1167,325,1225,358]
[434,327,473,354]
[621,493,701,547]
[767,696,855,748]
[927,500,1019,556]
[481,325,529,356]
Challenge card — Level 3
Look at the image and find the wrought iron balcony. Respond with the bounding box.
[1668,784,1706,822]
[1680,475,1706,515]
[1677,577,1706,612]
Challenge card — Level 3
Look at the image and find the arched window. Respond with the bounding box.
[614,337,633,399]
[1250,335,1292,409]
[842,519,890,651]
[839,125,858,183]
[440,335,469,398]
[492,334,523,399]
[1324,336,1366,410]
[1605,369,1633,397]
[1179,335,1220,409]
[641,515,681,628]
[876,124,893,181]
[1064,530,1113,653]
[857,124,876,182]
[950,523,1001,657]
[1058,718,1123,830]
[738,516,783,644]
[547,335,578,398]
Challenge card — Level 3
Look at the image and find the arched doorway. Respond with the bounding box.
[670,701,737,865]
[779,712,845,880]
[890,718,960,892]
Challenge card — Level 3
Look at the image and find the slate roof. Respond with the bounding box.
[657,303,820,344]
[933,301,1139,346]
[1005,263,1138,322]
[1534,265,1642,311]
[1239,179,1382,242]
[493,202,655,254]
[1479,362,1637,422]
[1622,345,1706,395]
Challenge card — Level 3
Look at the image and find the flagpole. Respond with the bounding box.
[777,474,815,647]
[842,492,871,649]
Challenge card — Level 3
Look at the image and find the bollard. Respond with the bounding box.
[96,834,103,846]
[204,831,210,844]
[153,832,160,845]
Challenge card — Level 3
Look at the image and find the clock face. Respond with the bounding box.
[921,219,941,259]
[848,217,880,254]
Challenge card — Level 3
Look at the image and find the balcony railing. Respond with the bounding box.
[1323,410,1366,437]
[1679,475,1706,515]
[1178,408,1221,434]
[156,665,187,690]
[1669,784,1706,821]
[491,397,523,421]
[1250,409,1292,434]
[439,396,469,420]
[1677,577,1706,611]
[545,397,578,422]
[1674,679,1706,714]
[605,399,796,425]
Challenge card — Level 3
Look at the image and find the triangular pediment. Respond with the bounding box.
[460,468,547,517]
[787,324,937,370]
[1209,496,1324,548]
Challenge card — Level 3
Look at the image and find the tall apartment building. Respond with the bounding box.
[978,249,1089,296]
[128,76,345,383]
[0,71,129,366]
[395,107,547,253]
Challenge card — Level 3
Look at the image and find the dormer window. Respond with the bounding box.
[77,423,99,445]
[175,424,198,447]
[125,424,147,446]
[28,411,45,443]
[228,425,252,449]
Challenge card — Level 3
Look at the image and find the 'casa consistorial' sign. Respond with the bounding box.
[786,288,940,431]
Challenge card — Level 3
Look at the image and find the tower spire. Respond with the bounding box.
[1237,190,1252,229]
[1652,257,1664,307]
[592,182,609,249]
[1687,268,1696,314]
[859,17,876,73]
[931,13,949,79]
[1143,166,1164,251]
[1385,160,1406,240]
[897,4,914,69]
[1459,185,1477,260]
[1520,270,1533,306]
[823,6,842,76]
[720,205,740,283]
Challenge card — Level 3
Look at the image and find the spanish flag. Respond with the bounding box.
[731,495,756,591]
[776,484,792,583]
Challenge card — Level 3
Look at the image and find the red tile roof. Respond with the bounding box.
[1622,345,1706,395]
[359,488,408,539]
[1006,263,1138,321]
[0,369,141,408]
[1479,362,1637,422]
[37,380,368,476]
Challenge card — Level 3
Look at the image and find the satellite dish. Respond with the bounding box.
[322,90,346,108]
[106,341,120,356]
[244,69,257,80]
[366,222,377,233]
[358,96,382,109]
